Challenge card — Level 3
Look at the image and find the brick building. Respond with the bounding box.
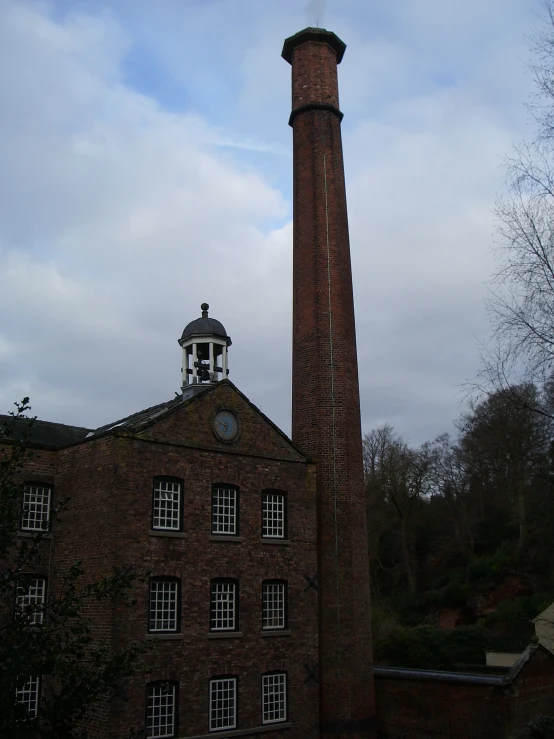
[2,26,377,739]
[3,305,320,738]
[4,25,554,739]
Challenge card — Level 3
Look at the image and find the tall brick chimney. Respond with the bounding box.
[282,28,376,737]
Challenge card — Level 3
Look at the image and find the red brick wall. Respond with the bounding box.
[506,647,554,732]
[375,648,554,737]
[137,381,305,463]
[375,676,508,735]
[108,387,319,738]
[285,29,375,737]
[8,383,319,738]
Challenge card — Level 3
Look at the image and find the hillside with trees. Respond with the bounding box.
[366,1,554,672]
[365,383,554,669]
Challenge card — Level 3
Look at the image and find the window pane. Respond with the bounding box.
[153,480,181,531]
[211,487,237,535]
[15,676,39,717]
[209,678,236,730]
[149,580,178,632]
[262,493,285,538]
[262,673,287,724]
[21,485,51,531]
[16,577,46,625]
[146,683,176,738]
[210,581,236,631]
[262,582,286,630]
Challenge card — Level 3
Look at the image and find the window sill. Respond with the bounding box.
[17,531,51,539]
[207,631,243,639]
[149,531,186,538]
[260,539,291,546]
[261,629,291,637]
[146,633,184,640]
[180,722,292,738]
[210,535,243,543]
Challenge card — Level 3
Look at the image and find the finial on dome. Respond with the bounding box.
[201,303,209,317]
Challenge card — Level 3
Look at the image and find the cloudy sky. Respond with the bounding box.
[0,0,543,445]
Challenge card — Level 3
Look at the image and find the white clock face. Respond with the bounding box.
[213,410,239,442]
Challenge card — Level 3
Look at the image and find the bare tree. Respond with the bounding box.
[363,425,431,593]
[427,433,476,556]
[480,1,554,417]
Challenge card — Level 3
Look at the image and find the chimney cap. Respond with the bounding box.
[282,27,346,65]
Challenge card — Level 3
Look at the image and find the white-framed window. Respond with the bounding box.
[262,673,287,725]
[21,484,51,532]
[209,677,237,732]
[262,581,287,630]
[146,682,177,738]
[210,580,237,631]
[15,676,40,717]
[16,576,47,625]
[211,485,238,535]
[149,579,179,633]
[262,491,286,538]
[152,478,182,531]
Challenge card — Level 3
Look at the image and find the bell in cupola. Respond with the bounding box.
[178,304,232,399]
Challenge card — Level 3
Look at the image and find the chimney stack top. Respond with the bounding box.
[281,27,346,65]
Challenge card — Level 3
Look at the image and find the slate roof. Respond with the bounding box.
[374,642,550,687]
[0,380,306,457]
[0,415,92,451]
[373,666,505,686]
[86,396,183,439]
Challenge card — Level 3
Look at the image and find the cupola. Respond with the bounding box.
[178,303,231,399]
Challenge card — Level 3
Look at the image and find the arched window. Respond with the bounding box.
[262,672,287,725]
[209,675,237,731]
[15,575,47,625]
[151,477,184,532]
[262,580,287,630]
[261,490,287,539]
[148,577,181,633]
[146,681,178,738]
[211,484,239,536]
[210,578,239,631]
[21,483,52,532]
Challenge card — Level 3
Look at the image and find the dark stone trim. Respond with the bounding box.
[260,538,291,546]
[282,27,346,64]
[261,629,291,637]
[181,722,291,739]
[289,102,344,127]
[320,716,377,734]
[207,631,243,639]
[209,535,243,543]
[149,531,186,539]
[145,633,183,640]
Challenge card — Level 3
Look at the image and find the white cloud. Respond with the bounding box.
[0,1,289,428]
[0,0,543,446]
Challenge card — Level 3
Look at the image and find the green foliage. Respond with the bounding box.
[364,381,554,647]
[467,550,512,583]
[0,400,149,739]
[484,594,554,631]
[374,624,495,670]
[436,575,469,607]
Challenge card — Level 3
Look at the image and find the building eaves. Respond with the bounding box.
[373,666,505,686]
[374,642,549,687]
[0,415,92,451]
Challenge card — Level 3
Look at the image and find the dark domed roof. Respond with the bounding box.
[180,304,229,342]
